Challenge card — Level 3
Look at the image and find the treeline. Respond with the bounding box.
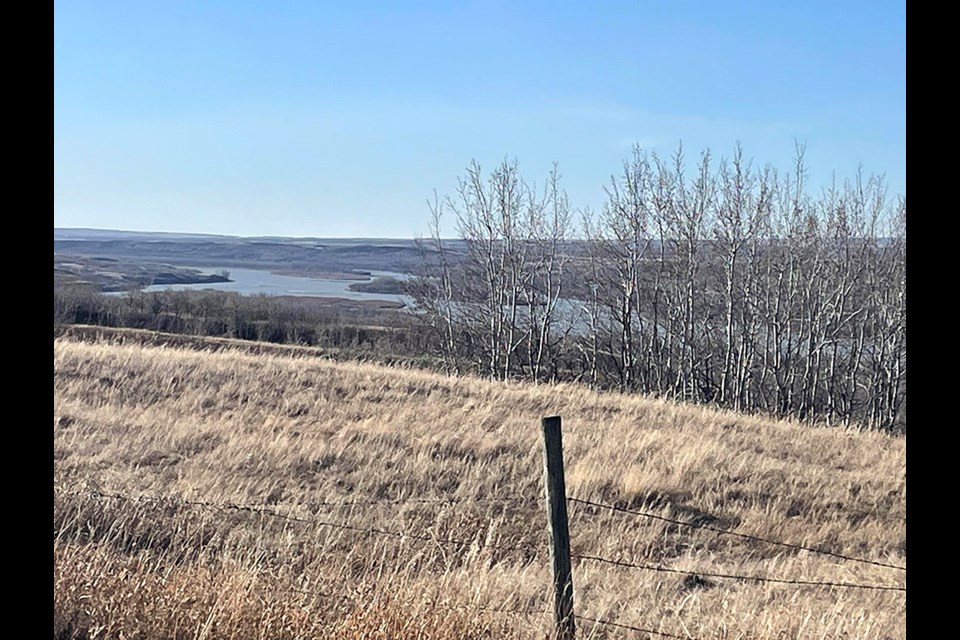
[412,145,906,432]
[53,286,428,356]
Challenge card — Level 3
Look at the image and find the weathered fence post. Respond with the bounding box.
[541,415,576,640]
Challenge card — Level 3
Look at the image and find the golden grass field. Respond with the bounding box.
[53,329,906,639]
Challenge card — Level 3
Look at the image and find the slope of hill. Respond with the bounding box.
[53,228,433,275]
[53,333,906,639]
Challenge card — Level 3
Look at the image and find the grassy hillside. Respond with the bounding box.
[53,333,906,639]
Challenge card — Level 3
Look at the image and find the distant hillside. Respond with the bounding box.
[53,229,436,274]
[54,227,241,242]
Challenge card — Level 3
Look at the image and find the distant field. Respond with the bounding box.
[54,333,906,639]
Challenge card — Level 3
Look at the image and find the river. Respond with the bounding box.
[137,266,415,308]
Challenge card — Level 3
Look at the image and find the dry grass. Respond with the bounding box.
[54,331,906,639]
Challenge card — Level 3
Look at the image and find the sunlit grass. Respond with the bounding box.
[54,332,905,639]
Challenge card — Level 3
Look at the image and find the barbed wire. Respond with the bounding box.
[578,615,696,639]
[572,553,906,592]
[286,584,546,619]
[568,496,906,572]
[61,488,539,555]
[286,582,692,638]
[56,486,535,510]
[280,495,538,509]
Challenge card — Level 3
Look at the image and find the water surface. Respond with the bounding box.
[140,266,414,307]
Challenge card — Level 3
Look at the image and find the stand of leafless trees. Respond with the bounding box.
[413,146,906,432]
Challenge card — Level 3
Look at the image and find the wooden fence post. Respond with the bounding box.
[541,415,576,640]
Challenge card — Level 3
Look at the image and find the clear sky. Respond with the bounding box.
[54,0,906,238]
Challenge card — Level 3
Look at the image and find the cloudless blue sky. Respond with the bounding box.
[54,0,905,238]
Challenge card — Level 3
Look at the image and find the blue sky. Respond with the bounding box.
[54,1,905,238]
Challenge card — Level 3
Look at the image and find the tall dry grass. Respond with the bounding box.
[54,331,905,639]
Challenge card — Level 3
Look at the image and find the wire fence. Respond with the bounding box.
[58,487,907,574]
[56,480,905,638]
[60,488,906,593]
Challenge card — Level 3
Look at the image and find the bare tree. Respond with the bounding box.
[592,145,656,391]
[411,194,464,374]
[410,144,905,432]
[521,164,573,382]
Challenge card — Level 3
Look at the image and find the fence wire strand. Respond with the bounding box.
[285,584,545,619]
[578,615,696,639]
[568,496,906,572]
[60,488,538,555]
[59,487,535,510]
[572,553,906,592]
